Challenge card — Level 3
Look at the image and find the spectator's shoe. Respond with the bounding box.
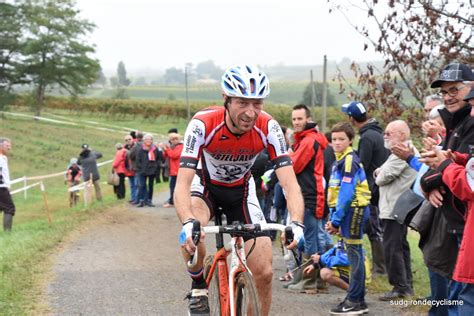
[136,202,145,208]
[163,203,174,208]
[359,301,369,314]
[330,299,365,315]
[378,289,410,301]
[146,202,156,207]
[185,289,210,316]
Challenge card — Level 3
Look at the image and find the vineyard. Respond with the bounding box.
[11,95,348,130]
[86,81,350,106]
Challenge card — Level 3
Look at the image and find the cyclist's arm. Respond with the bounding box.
[174,167,196,223]
[275,165,304,223]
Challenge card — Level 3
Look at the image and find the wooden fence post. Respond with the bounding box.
[40,182,52,225]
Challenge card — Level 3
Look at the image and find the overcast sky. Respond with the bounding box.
[76,0,381,73]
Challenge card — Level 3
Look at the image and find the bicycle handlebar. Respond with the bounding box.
[187,222,295,268]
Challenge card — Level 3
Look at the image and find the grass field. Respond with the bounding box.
[0,110,170,314]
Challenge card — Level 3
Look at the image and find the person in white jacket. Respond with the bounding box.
[375,120,418,301]
[0,137,15,232]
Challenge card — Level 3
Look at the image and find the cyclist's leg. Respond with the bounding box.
[245,236,272,316]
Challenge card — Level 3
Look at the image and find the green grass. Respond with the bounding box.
[0,112,169,314]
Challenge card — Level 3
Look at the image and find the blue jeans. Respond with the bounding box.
[317,219,333,251]
[128,175,138,202]
[459,283,474,316]
[273,183,288,223]
[428,269,449,316]
[303,208,325,255]
[168,175,177,204]
[346,243,366,303]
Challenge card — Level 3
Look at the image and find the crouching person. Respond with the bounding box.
[304,239,350,291]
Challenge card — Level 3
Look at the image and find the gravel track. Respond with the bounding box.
[45,191,421,315]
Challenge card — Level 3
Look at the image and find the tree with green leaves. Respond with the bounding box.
[117,61,131,86]
[301,82,336,107]
[21,0,100,116]
[0,2,26,109]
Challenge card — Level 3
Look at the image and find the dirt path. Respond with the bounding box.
[45,191,420,315]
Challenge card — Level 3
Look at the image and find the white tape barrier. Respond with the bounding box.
[1,111,166,139]
[10,160,113,196]
[10,181,42,195]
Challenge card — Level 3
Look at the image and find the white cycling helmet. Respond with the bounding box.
[221,65,270,99]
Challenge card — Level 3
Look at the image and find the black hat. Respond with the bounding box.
[168,128,178,134]
[431,63,474,88]
[464,87,474,101]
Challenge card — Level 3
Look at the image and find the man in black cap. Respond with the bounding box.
[342,101,390,276]
[420,63,474,315]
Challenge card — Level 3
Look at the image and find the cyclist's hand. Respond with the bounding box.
[285,221,304,250]
[179,219,204,255]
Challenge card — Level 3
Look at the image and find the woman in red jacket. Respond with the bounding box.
[112,142,127,199]
[162,133,183,208]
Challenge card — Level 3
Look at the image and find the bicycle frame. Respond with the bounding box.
[205,235,250,316]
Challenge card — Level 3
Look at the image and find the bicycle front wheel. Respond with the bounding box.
[235,271,260,316]
[204,255,221,315]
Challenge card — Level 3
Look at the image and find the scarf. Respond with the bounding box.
[142,144,157,161]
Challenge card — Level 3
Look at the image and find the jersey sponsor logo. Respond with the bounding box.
[211,153,257,162]
[219,135,229,141]
[342,176,352,183]
[211,162,252,182]
[184,135,197,154]
[191,124,203,137]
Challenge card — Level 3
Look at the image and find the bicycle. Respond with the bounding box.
[187,214,295,316]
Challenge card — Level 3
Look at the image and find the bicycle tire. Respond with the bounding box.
[235,271,260,316]
[204,255,221,315]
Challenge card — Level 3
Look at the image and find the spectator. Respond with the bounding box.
[342,101,389,276]
[128,131,143,204]
[304,239,350,291]
[326,122,371,314]
[112,142,127,200]
[420,63,474,314]
[0,138,15,232]
[136,133,159,207]
[375,120,418,300]
[287,104,329,293]
[78,144,103,202]
[66,158,82,207]
[123,135,137,204]
[420,87,474,315]
[162,133,183,208]
[423,94,444,119]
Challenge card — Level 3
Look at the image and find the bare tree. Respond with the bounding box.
[329,0,473,124]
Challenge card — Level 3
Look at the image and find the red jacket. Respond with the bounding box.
[441,153,474,284]
[164,143,183,177]
[113,148,128,175]
[290,123,328,218]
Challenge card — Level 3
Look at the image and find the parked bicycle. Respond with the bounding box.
[188,214,295,316]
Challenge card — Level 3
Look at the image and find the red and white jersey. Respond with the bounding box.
[180,106,291,187]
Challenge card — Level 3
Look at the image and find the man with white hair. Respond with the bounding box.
[375,120,418,300]
[0,137,15,232]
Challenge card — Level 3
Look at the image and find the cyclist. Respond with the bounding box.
[66,158,82,207]
[175,64,305,316]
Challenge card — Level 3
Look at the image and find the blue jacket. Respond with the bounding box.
[320,242,350,268]
[327,147,371,228]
